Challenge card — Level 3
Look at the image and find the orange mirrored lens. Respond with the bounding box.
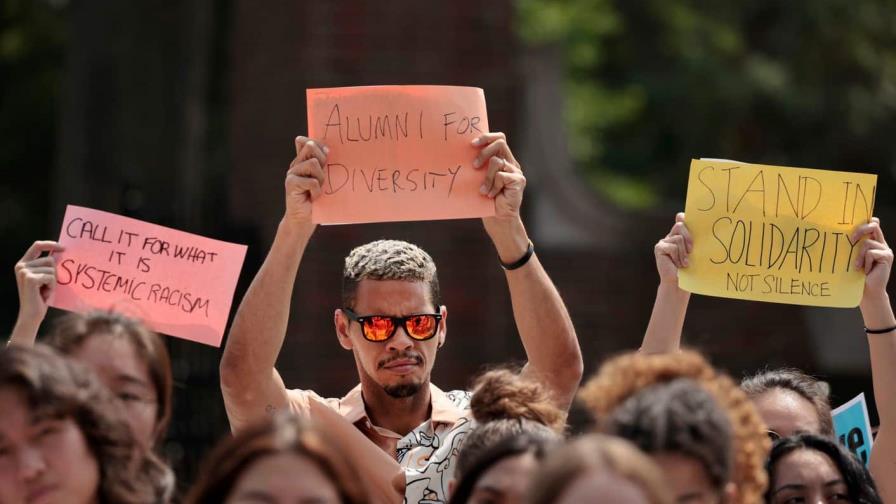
[406,315,437,339]
[363,317,395,341]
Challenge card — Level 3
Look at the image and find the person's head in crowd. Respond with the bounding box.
[449,369,565,504]
[528,433,673,504]
[766,434,881,504]
[336,239,445,401]
[0,344,165,504]
[741,368,834,439]
[46,310,173,448]
[602,378,737,504]
[579,350,770,504]
[186,413,366,504]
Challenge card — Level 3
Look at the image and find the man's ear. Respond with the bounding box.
[438,305,447,348]
[334,309,354,350]
[447,478,456,499]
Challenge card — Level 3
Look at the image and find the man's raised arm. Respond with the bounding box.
[473,133,583,411]
[220,136,327,432]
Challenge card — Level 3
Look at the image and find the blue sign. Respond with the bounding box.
[832,392,874,467]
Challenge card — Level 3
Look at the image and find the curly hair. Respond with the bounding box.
[46,310,173,445]
[579,350,770,504]
[0,344,167,504]
[527,434,673,504]
[185,413,366,504]
[603,378,734,493]
[766,434,881,504]
[342,239,440,309]
[741,367,834,436]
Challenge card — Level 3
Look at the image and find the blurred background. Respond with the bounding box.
[3,0,895,490]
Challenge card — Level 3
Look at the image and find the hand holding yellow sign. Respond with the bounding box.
[679,159,877,307]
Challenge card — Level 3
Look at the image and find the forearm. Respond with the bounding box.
[863,292,896,502]
[861,291,896,429]
[220,220,314,398]
[7,310,43,347]
[309,401,404,503]
[486,219,583,409]
[640,283,690,354]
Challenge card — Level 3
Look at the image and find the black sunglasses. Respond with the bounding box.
[343,308,442,342]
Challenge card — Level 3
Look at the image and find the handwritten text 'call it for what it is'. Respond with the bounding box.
[56,217,216,316]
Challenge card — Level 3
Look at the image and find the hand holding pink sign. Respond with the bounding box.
[49,205,247,346]
[306,85,495,224]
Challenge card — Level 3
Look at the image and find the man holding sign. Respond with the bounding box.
[220,91,582,503]
[304,85,497,224]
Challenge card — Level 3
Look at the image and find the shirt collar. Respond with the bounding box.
[338,382,466,427]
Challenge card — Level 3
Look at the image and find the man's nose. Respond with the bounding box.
[386,325,414,351]
[18,445,46,481]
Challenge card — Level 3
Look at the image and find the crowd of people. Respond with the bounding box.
[2,133,893,503]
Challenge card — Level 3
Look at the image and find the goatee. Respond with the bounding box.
[383,382,423,398]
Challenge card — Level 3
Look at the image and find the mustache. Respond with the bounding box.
[378,352,423,369]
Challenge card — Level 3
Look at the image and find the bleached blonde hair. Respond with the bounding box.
[341,239,440,309]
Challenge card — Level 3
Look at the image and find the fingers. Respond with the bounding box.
[16,254,57,284]
[19,268,56,293]
[298,139,328,165]
[872,217,885,244]
[19,241,64,263]
[295,136,329,157]
[856,239,893,272]
[21,257,56,269]
[285,173,322,202]
[473,138,513,169]
[863,249,893,275]
[851,218,887,245]
[669,221,693,254]
[471,131,506,147]
[664,213,692,254]
[656,231,690,268]
[655,241,683,269]
[25,267,56,278]
[672,235,689,267]
[288,156,326,185]
[472,132,518,168]
[288,136,328,196]
[486,171,525,199]
[482,157,523,197]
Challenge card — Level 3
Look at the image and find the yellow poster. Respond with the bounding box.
[679,159,877,308]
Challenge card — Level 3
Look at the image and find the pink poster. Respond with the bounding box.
[49,205,247,347]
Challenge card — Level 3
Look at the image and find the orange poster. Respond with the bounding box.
[307,85,495,224]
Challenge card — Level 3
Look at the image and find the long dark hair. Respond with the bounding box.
[0,344,166,504]
[185,413,366,504]
[766,434,881,504]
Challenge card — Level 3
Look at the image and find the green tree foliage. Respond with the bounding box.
[517,0,896,209]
